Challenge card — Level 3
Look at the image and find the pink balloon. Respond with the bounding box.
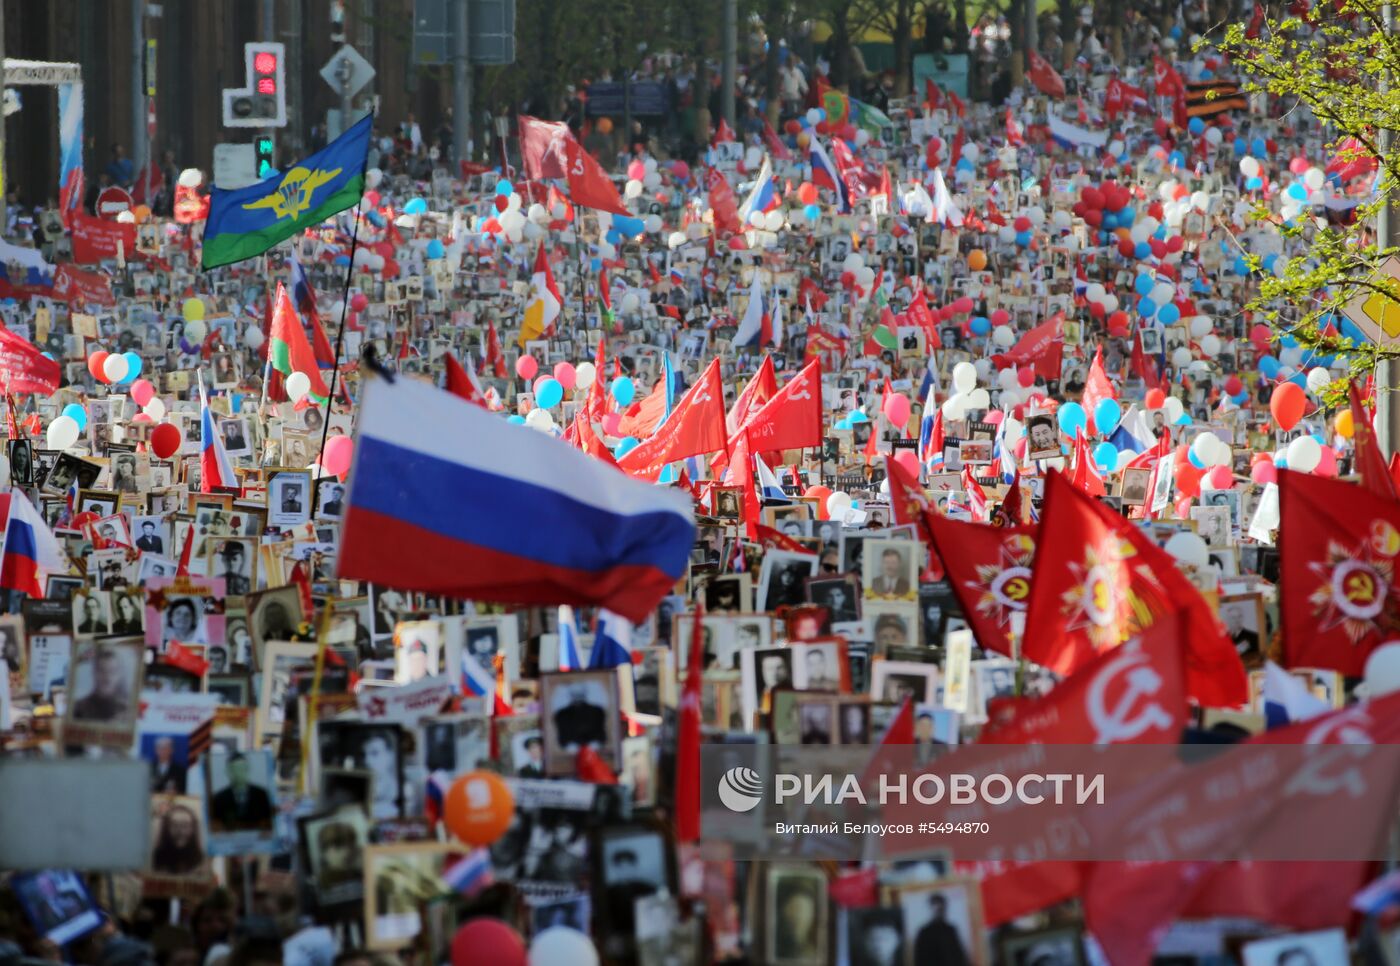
[131,412,154,424]
[603,412,622,436]
[1315,445,1338,477]
[515,355,538,381]
[323,435,354,478]
[893,449,921,478]
[1204,465,1234,490]
[883,393,912,430]
[990,309,1010,326]
[130,379,156,407]
[1250,460,1278,485]
[672,160,690,180]
[554,362,577,390]
[532,375,551,395]
[627,160,646,182]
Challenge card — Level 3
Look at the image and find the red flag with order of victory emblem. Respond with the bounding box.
[1279,469,1400,675]
[924,514,1037,658]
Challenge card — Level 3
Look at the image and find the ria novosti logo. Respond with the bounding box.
[717,766,764,812]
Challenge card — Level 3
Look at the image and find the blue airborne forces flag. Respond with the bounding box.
[200,114,372,270]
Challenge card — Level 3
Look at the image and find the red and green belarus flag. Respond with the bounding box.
[270,283,330,404]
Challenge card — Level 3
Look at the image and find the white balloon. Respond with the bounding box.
[526,408,556,433]
[1240,156,1261,178]
[1116,449,1137,471]
[1165,531,1211,569]
[47,415,80,450]
[667,231,686,250]
[1199,334,1221,357]
[529,927,599,966]
[642,171,661,190]
[843,253,864,271]
[763,210,784,232]
[506,193,522,211]
[621,292,641,314]
[1306,367,1332,395]
[962,143,981,162]
[1086,283,1107,304]
[827,492,853,518]
[1304,167,1326,191]
[184,319,208,342]
[1163,396,1186,423]
[286,371,312,403]
[575,362,597,391]
[973,357,992,381]
[1102,294,1120,313]
[1151,282,1175,306]
[625,179,643,199]
[178,167,204,188]
[644,214,663,234]
[942,394,969,420]
[365,168,383,188]
[527,203,548,224]
[102,354,129,383]
[1189,315,1213,339]
[997,368,1018,390]
[992,326,1015,348]
[1171,346,1193,368]
[1287,434,1322,472]
[748,210,766,228]
[522,221,544,241]
[953,361,978,394]
[966,387,990,409]
[144,396,167,419]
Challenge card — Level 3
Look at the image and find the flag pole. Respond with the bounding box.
[314,140,371,473]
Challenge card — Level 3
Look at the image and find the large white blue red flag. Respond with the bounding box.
[198,371,236,492]
[588,609,633,670]
[339,373,695,622]
[0,489,67,598]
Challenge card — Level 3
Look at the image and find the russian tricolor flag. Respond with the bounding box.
[808,136,851,213]
[0,489,68,598]
[588,609,633,670]
[738,158,780,224]
[557,604,583,671]
[339,374,695,622]
[198,371,236,492]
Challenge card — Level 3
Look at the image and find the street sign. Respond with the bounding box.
[469,0,515,65]
[320,45,376,99]
[212,142,259,189]
[96,186,134,218]
[1341,255,1400,347]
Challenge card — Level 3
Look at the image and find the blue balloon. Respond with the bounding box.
[611,376,635,407]
[1259,355,1281,378]
[1094,399,1122,434]
[121,352,142,383]
[1134,242,1151,260]
[1058,401,1087,437]
[1251,137,1267,156]
[1188,117,1205,135]
[333,255,351,266]
[849,410,870,423]
[605,229,624,245]
[1094,442,1119,471]
[404,197,428,215]
[1233,137,1247,156]
[1138,296,1157,317]
[426,239,446,259]
[1175,410,1192,426]
[970,316,991,336]
[1286,182,1308,202]
[804,203,821,221]
[835,417,852,430]
[1188,448,1205,469]
[495,179,514,196]
[1135,274,1155,296]
[1015,231,1031,247]
[1119,206,1135,223]
[536,378,563,409]
[612,214,646,237]
[1168,150,1185,168]
[1246,176,1263,191]
[1158,303,1181,325]
[614,436,640,457]
[62,403,87,431]
[507,414,526,425]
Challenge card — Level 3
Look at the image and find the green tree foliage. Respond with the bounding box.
[1211,0,1400,382]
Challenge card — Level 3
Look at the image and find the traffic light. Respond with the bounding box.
[222,43,287,128]
[254,135,276,179]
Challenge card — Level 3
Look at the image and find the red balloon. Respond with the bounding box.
[1145,388,1166,409]
[952,296,975,313]
[805,485,832,520]
[151,423,182,460]
[1270,382,1307,431]
[88,352,110,383]
[1017,367,1036,388]
[1084,209,1104,228]
[451,920,525,966]
[784,119,801,135]
[990,309,1010,326]
[515,355,538,381]
[1224,375,1244,396]
[1166,235,1185,254]
[1176,463,1203,499]
[1204,465,1234,490]
[1117,237,1135,258]
[1082,187,1105,209]
[1251,459,1278,485]
[1013,216,1032,232]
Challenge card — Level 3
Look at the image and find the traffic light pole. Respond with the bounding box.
[452,0,471,164]
[131,0,145,186]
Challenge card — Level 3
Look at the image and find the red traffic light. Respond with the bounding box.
[256,77,277,94]
[254,51,278,75]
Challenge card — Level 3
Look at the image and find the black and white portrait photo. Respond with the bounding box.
[205,749,277,835]
[765,866,828,965]
[541,670,621,776]
[268,472,311,527]
[806,574,861,622]
[758,551,819,612]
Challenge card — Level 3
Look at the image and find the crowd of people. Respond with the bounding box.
[3,2,1400,965]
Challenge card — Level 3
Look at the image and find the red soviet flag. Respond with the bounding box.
[1349,381,1396,500]
[1022,470,1247,707]
[518,115,570,179]
[905,287,941,347]
[0,325,61,396]
[1027,49,1066,98]
[1279,469,1400,675]
[444,352,488,409]
[706,167,742,236]
[991,312,1064,383]
[737,359,823,454]
[981,607,1188,744]
[1082,345,1116,419]
[884,455,945,581]
[727,354,778,434]
[1069,428,1107,497]
[924,514,1037,657]
[674,606,705,842]
[618,359,728,481]
[563,138,631,216]
[1083,690,1400,966]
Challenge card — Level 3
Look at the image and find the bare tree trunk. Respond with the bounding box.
[1059,0,1078,68]
[893,0,913,95]
[1009,0,1026,87]
[764,0,783,124]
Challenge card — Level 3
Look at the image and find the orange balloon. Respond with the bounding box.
[596,117,614,134]
[968,249,987,271]
[133,204,152,223]
[1335,408,1355,439]
[443,770,514,846]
